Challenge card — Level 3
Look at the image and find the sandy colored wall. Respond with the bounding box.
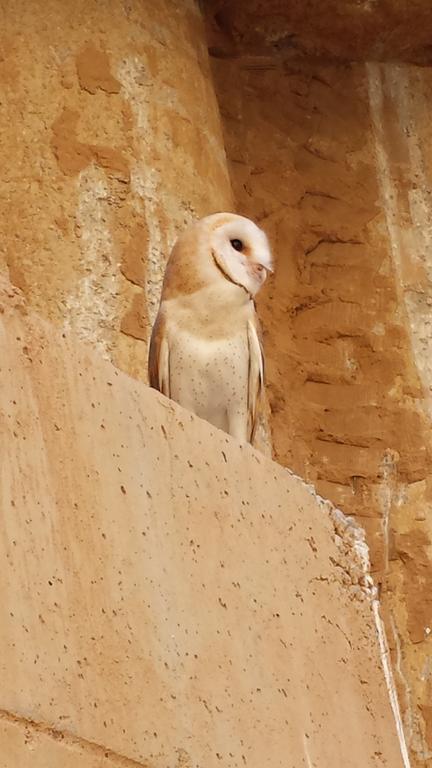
[0,279,405,767]
[0,0,232,380]
[368,62,432,764]
[1,0,430,764]
[203,0,432,63]
[209,50,432,765]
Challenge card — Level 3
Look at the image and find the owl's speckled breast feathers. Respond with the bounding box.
[148,213,272,443]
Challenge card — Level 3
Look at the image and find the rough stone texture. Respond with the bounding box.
[204,0,432,64]
[2,0,431,765]
[208,43,432,766]
[368,62,432,765]
[0,0,233,380]
[0,714,136,768]
[0,281,405,767]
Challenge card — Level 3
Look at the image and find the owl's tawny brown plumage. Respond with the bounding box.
[148,213,272,443]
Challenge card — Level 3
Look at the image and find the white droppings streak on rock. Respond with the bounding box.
[63,165,119,358]
[117,56,194,332]
[367,62,432,419]
[373,600,412,768]
[378,449,400,574]
[390,613,415,749]
[131,166,168,330]
[291,463,411,767]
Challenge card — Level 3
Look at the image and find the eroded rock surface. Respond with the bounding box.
[0,0,232,379]
[2,0,432,764]
[208,45,432,765]
[205,0,432,64]
[0,283,405,767]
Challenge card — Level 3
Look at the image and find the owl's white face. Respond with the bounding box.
[210,215,273,297]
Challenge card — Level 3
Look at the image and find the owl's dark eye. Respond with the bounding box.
[230,238,243,252]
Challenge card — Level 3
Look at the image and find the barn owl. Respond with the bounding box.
[148,213,272,443]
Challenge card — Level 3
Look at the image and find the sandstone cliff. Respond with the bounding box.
[1,279,406,767]
[1,0,431,764]
[206,5,432,763]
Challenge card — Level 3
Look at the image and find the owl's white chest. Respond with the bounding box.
[168,324,250,436]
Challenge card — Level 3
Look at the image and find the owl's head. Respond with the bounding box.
[207,213,273,297]
[161,213,273,302]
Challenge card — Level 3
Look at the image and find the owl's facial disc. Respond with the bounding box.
[211,219,272,297]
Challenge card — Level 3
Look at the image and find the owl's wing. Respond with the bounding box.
[247,315,265,443]
[148,311,170,398]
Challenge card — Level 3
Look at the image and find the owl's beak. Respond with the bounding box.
[259,263,273,275]
[249,262,273,284]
